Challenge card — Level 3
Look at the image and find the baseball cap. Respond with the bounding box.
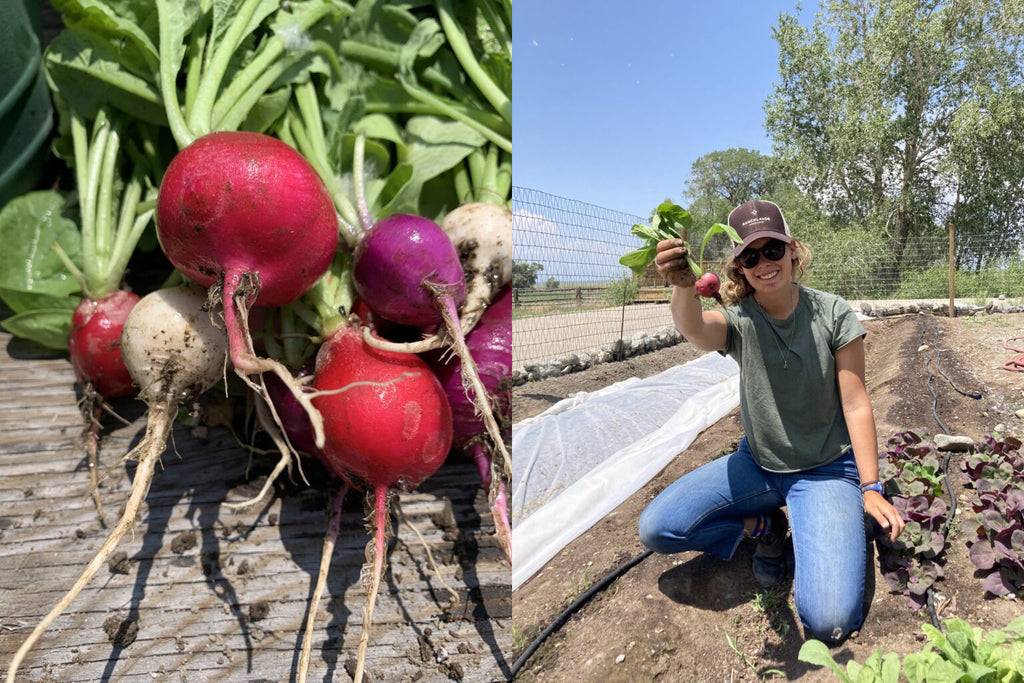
[727,200,791,257]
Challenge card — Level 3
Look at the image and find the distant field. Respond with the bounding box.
[512,284,672,319]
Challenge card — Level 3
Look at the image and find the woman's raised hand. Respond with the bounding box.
[655,239,697,288]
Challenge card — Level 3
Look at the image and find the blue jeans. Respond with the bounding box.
[638,437,866,642]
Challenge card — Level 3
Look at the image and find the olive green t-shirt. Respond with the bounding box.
[719,284,866,473]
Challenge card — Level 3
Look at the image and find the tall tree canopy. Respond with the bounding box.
[765,0,1024,272]
[683,148,777,223]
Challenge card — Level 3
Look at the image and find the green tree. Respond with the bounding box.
[681,148,790,263]
[765,0,1024,277]
[544,277,560,289]
[513,261,544,289]
[683,148,779,223]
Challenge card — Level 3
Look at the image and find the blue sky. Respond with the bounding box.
[513,1,818,218]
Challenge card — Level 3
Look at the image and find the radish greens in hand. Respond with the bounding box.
[619,201,742,279]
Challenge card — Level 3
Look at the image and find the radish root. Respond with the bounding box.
[297,483,348,683]
[427,281,511,479]
[354,485,393,683]
[81,397,106,525]
[221,270,326,449]
[5,400,175,682]
[469,443,512,564]
[224,398,296,511]
[361,326,447,353]
[396,502,459,603]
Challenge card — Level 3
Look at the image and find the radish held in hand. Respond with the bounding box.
[156,131,337,449]
[311,324,452,683]
[695,272,721,299]
[6,284,227,681]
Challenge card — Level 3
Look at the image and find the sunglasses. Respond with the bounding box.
[737,239,788,269]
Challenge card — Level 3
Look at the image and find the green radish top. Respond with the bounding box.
[620,201,743,278]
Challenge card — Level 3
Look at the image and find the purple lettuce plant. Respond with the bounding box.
[961,435,1024,598]
[876,431,949,610]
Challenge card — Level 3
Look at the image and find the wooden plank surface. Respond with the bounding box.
[0,333,512,682]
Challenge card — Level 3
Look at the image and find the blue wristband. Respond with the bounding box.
[860,481,883,494]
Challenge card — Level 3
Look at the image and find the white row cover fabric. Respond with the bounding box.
[511,352,740,590]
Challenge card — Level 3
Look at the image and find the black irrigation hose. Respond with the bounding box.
[919,316,978,632]
[509,549,654,679]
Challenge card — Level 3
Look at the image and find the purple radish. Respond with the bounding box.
[352,213,511,481]
[424,287,512,561]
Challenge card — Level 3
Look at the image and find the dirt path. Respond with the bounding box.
[511,312,1024,681]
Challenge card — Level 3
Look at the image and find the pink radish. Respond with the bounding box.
[6,284,228,680]
[695,272,721,298]
[68,291,140,399]
[156,130,338,449]
[311,324,452,683]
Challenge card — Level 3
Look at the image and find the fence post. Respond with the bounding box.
[948,223,955,318]
[617,299,627,362]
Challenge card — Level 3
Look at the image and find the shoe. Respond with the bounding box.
[752,508,790,587]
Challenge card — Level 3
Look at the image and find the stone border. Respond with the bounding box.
[512,300,1024,386]
[857,300,1024,318]
[513,326,684,385]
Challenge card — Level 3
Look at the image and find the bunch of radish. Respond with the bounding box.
[5,0,513,679]
[270,130,511,680]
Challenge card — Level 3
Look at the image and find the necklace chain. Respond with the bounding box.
[754,284,798,369]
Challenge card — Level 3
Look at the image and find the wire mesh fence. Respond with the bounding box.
[511,187,1024,371]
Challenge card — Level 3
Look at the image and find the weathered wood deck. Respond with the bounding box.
[0,333,511,682]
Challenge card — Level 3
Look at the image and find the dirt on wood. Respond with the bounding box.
[512,311,1024,682]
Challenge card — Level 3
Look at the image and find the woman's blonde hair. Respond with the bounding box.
[719,239,812,307]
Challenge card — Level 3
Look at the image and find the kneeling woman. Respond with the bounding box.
[637,200,904,643]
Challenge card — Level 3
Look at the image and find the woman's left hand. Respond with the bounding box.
[864,491,904,541]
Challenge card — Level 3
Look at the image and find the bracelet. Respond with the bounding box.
[860,481,883,494]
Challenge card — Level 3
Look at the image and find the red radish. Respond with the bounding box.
[6,284,228,680]
[425,286,512,560]
[695,272,721,298]
[314,326,452,488]
[68,291,140,399]
[156,130,338,448]
[49,110,157,522]
[311,325,452,683]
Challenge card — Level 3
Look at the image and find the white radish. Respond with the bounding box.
[5,284,227,681]
[441,202,513,332]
